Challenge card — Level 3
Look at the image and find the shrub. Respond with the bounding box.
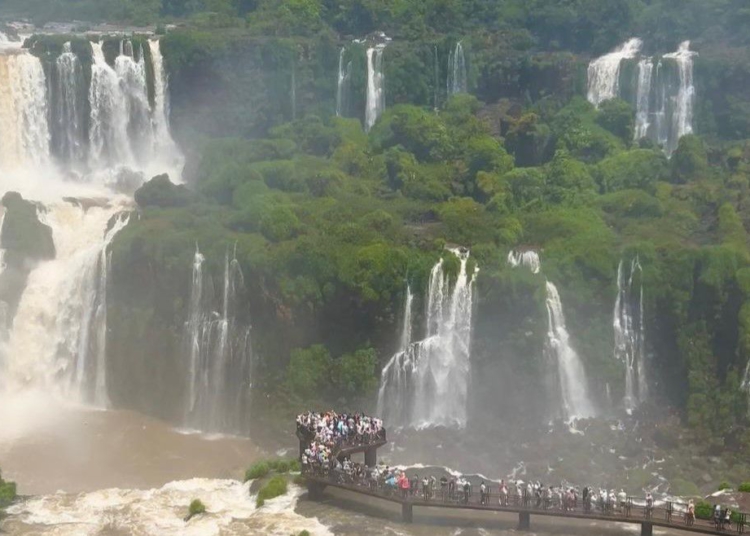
[293,474,306,486]
[669,478,700,497]
[256,476,288,507]
[298,531,311,536]
[0,471,16,507]
[289,459,301,473]
[695,501,713,520]
[189,499,206,517]
[718,482,732,491]
[738,482,750,493]
[276,461,290,474]
[245,462,270,481]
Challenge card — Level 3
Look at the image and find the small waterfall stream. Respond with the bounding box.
[447,41,467,95]
[378,249,477,429]
[614,257,646,410]
[365,44,386,131]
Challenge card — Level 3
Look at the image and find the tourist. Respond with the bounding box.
[714,504,721,528]
[449,477,456,500]
[686,499,695,526]
[422,475,430,500]
[480,480,487,505]
[646,492,653,518]
[410,474,419,496]
[398,472,409,499]
[463,479,470,504]
[440,476,448,500]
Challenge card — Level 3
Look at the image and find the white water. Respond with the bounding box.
[365,44,386,131]
[447,41,467,95]
[149,38,182,168]
[184,250,254,434]
[4,480,333,536]
[335,47,352,117]
[507,250,541,274]
[614,257,646,410]
[378,249,477,429]
[54,42,84,165]
[662,41,696,155]
[400,284,414,351]
[89,41,133,168]
[0,52,50,169]
[545,281,595,420]
[115,40,154,162]
[586,38,642,107]
[634,58,653,140]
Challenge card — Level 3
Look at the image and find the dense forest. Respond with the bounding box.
[6,0,750,458]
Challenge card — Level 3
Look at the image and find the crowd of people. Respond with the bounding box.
[297,411,385,474]
[297,412,742,530]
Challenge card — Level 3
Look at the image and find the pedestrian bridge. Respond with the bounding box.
[304,475,747,536]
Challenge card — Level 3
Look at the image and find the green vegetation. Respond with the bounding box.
[184,498,206,521]
[696,501,713,520]
[245,462,270,481]
[245,458,300,482]
[718,481,732,491]
[0,471,16,509]
[256,476,288,507]
[739,482,750,493]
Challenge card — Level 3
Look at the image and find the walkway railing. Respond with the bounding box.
[304,467,748,534]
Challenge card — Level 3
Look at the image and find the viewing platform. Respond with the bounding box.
[296,413,748,536]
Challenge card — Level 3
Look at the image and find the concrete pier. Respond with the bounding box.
[518,511,530,530]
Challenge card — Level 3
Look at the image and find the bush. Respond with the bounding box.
[669,478,700,497]
[293,474,307,486]
[695,501,713,520]
[257,476,288,507]
[245,462,270,481]
[188,499,206,518]
[276,461,290,474]
[0,470,16,507]
[738,482,750,493]
[298,531,311,536]
[718,482,732,491]
[289,459,301,473]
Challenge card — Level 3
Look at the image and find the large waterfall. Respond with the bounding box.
[184,249,254,434]
[507,250,595,420]
[586,38,642,107]
[447,41,467,96]
[365,44,386,131]
[587,39,697,156]
[377,249,477,429]
[613,257,646,410]
[0,37,182,414]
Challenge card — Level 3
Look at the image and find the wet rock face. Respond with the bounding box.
[0,192,56,327]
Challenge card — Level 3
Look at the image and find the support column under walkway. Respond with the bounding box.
[402,502,413,523]
[641,522,653,536]
[518,511,530,530]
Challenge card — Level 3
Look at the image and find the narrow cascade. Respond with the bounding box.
[365,44,386,131]
[613,257,646,410]
[586,38,642,107]
[89,41,132,168]
[433,45,439,109]
[115,41,154,162]
[2,202,130,406]
[507,250,540,274]
[377,249,477,429]
[335,47,351,117]
[447,41,467,96]
[634,58,653,140]
[53,42,84,165]
[662,41,696,155]
[290,62,297,121]
[184,250,254,434]
[0,52,50,168]
[148,39,181,167]
[507,249,595,420]
[545,281,595,420]
[400,284,414,351]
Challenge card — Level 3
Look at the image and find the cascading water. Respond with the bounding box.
[663,41,696,153]
[0,37,183,420]
[335,48,351,117]
[89,41,132,168]
[149,38,181,167]
[506,249,594,420]
[447,41,467,96]
[507,250,541,274]
[184,249,254,434]
[0,52,50,168]
[53,42,84,165]
[377,249,477,429]
[586,38,642,107]
[634,58,653,140]
[613,257,646,410]
[365,44,386,131]
[545,281,595,420]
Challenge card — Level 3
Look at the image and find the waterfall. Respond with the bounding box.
[545,281,595,420]
[634,58,653,140]
[506,249,594,420]
[507,250,541,274]
[447,41,467,96]
[2,202,130,406]
[115,41,154,161]
[586,38,642,108]
[663,41,696,155]
[400,284,414,351]
[0,53,50,168]
[377,249,477,429]
[613,257,646,410]
[184,249,253,434]
[365,44,386,131]
[89,41,133,168]
[53,43,84,165]
[148,39,181,167]
[335,48,352,117]
[433,45,439,109]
